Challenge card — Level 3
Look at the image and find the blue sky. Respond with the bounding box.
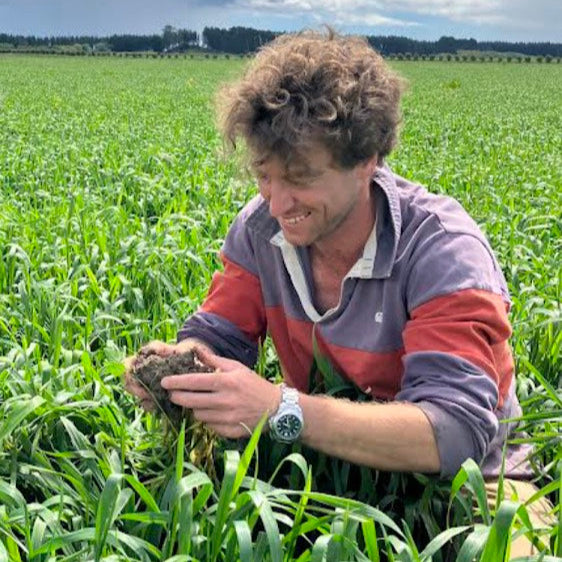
[1,0,561,42]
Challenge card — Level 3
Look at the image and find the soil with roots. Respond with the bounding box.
[131,347,214,426]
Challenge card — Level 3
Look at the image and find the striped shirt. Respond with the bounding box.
[179,165,533,479]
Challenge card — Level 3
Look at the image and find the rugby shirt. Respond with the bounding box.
[178,164,533,479]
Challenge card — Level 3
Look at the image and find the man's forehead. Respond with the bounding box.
[251,147,332,175]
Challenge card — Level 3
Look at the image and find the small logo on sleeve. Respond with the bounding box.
[375,311,383,324]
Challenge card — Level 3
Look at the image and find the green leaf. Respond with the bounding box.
[233,520,254,562]
[175,420,186,483]
[450,459,491,525]
[0,396,45,443]
[233,413,268,496]
[211,449,239,560]
[0,540,9,562]
[310,534,332,562]
[479,500,521,561]
[30,518,47,562]
[94,473,124,561]
[247,490,283,562]
[123,474,160,513]
[456,524,490,562]
[419,525,470,560]
[361,519,380,562]
[519,358,562,408]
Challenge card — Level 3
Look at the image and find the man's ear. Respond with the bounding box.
[356,154,378,183]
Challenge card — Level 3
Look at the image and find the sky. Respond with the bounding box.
[1,0,561,43]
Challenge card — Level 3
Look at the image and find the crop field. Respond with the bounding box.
[0,55,560,560]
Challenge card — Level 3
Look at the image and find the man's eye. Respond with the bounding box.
[288,177,311,188]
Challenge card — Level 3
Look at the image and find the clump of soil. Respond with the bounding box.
[131,347,214,427]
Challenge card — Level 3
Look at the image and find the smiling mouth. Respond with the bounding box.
[282,212,312,225]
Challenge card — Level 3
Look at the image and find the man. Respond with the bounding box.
[125,30,549,554]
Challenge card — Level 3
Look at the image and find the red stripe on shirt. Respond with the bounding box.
[404,289,514,406]
[266,306,404,399]
[201,254,266,343]
[265,306,314,392]
[315,334,405,399]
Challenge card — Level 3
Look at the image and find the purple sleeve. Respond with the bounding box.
[396,351,499,478]
[178,311,259,368]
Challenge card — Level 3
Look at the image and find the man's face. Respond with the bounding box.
[253,145,375,248]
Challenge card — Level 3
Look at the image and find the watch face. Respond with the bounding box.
[276,413,302,441]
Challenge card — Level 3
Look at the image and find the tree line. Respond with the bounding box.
[1,26,560,57]
[0,26,198,53]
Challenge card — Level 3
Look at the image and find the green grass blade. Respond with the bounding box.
[123,474,160,512]
[450,459,491,525]
[232,413,268,495]
[0,396,45,443]
[0,540,9,562]
[419,525,470,561]
[247,490,283,562]
[233,520,254,562]
[210,449,239,560]
[29,518,47,562]
[94,473,123,561]
[479,500,521,561]
[554,460,562,559]
[361,519,380,562]
[175,420,186,482]
[520,358,562,407]
[310,534,332,562]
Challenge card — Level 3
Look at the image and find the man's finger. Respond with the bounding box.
[140,399,155,412]
[168,391,224,410]
[125,378,152,401]
[123,356,135,372]
[140,340,174,356]
[207,423,251,439]
[161,372,220,392]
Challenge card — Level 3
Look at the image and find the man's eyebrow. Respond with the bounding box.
[251,157,267,168]
[287,166,323,179]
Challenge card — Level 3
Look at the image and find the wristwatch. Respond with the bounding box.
[269,383,304,443]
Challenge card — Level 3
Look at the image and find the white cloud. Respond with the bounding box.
[232,0,419,26]
[381,0,505,25]
[202,0,560,37]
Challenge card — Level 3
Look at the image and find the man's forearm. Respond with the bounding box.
[299,394,441,473]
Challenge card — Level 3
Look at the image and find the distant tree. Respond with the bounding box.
[176,29,198,50]
[94,42,111,53]
[162,25,178,51]
[203,26,279,54]
[109,34,163,52]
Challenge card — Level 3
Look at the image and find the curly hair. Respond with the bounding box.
[216,28,405,170]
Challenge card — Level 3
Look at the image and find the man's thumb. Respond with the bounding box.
[195,346,237,371]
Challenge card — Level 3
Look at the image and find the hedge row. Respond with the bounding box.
[0,49,560,63]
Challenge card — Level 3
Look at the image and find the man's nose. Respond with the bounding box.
[267,180,294,219]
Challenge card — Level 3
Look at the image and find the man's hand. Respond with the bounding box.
[123,339,211,411]
[161,347,281,439]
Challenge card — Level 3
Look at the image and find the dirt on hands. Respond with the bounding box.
[131,347,214,427]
